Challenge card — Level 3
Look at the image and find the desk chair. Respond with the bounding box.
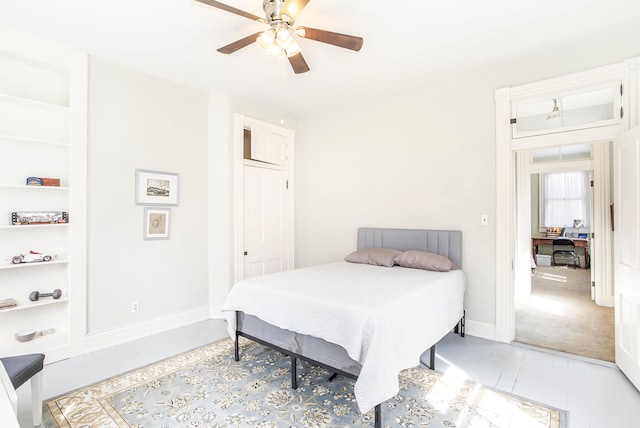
[0,354,45,426]
[552,238,579,268]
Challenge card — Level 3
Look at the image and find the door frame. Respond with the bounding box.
[494,58,639,342]
[514,148,599,301]
[233,113,295,284]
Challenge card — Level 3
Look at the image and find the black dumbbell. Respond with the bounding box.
[29,289,63,302]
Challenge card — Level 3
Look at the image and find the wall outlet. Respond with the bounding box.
[481,214,489,226]
[131,301,139,312]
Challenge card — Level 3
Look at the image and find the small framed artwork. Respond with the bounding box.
[144,207,170,240]
[135,169,179,206]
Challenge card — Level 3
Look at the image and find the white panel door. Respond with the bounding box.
[243,165,288,279]
[614,126,640,390]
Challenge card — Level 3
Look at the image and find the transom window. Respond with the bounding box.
[511,81,621,138]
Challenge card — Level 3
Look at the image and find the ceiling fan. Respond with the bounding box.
[196,0,364,74]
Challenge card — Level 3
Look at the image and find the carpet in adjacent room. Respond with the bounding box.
[515,265,614,362]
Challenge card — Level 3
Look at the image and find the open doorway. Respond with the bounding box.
[514,144,615,361]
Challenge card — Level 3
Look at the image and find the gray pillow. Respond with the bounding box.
[393,250,455,272]
[344,248,401,267]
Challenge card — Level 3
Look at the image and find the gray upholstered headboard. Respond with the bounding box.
[357,227,462,268]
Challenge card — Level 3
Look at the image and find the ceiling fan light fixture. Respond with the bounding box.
[268,45,283,57]
[284,41,301,57]
[257,30,276,50]
[257,25,299,57]
[275,27,294,48]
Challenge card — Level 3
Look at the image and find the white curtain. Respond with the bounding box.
[541,171,590,228]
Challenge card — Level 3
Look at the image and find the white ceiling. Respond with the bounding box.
[2,0,640,118]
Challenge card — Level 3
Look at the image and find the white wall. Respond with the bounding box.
[85,57,210,340]
[207,94,234,312]
[296,79,497,329]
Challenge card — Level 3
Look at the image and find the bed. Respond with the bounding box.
[221,227,466,427]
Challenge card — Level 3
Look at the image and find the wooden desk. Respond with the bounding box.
[532,237,590,268]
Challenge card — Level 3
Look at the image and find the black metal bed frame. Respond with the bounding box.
[233,310,466,428]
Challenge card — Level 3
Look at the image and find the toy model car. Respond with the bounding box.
[8,251,56,264]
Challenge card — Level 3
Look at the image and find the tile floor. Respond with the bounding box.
[14,319,640,427]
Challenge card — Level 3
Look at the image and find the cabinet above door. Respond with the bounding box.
[244,125,288,167]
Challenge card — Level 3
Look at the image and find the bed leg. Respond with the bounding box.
[374,404,381,428]
[234,335,239,362]
[291,356,298,389]
[328,373,338,382]
[454,310,466,337]
[429,344,436,370]
[234,311,240,362]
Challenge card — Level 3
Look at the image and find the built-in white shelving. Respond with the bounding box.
[0,260,69,270]
[0,31,87,363]
[0,134,69,147]
[0,185,70,190]
[0,298,69,314]
[0,224,69,230]
[0,92,69,110]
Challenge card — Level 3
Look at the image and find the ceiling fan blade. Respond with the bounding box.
[281,0,311,20]
[195,0,262,21]
[217,32,261,54]
[297,27,363,51]
[288,52,310,74]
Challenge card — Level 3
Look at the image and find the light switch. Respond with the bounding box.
[481,214,489,226]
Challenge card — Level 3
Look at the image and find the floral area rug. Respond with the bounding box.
[43,337,568,427]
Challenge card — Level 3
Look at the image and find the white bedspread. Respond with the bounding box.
[222,262,466,413]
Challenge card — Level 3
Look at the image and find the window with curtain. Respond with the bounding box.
[540,171,591,228]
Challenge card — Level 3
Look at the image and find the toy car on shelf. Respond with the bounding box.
[7,251,57,264]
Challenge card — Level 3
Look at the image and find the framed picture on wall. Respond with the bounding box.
[143,207,170,240]
[135,169,179,206]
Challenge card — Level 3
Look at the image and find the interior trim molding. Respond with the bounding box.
[465,320,496,341]
[83,306,210,353]
[209,305,224,319]
[494,86,514,343]
[494,57,638,344]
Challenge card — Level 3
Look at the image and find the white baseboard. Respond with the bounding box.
[83,306,210,353]
[596,295,614,307]
[209,305,224,319]
[83,309,501,356]
[464,319,496,341]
